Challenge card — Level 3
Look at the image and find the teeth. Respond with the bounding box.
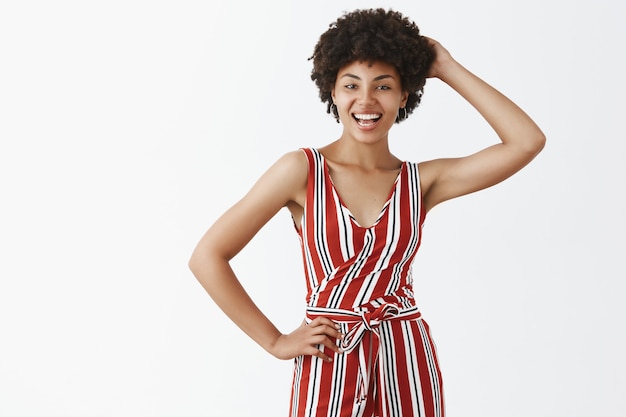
[354,113,381,120]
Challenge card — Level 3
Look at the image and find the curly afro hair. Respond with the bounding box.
[310,8,434,123]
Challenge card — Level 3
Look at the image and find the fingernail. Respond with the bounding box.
[334,323,340,329]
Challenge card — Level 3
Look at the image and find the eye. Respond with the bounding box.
[344,84,357,89]
[376,85,391,90]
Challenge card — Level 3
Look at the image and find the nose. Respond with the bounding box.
[358,88,375,105]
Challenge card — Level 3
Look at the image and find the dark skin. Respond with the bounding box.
[189,38,545,362]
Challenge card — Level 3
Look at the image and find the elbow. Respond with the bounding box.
[533,134,547,161]
[188,242,230,280]
[524,130,546,158]
[188,244,213,278]
[188,253,199,276]
[188,250,203,278]
[535,131,547,154]
[188,249,216,292]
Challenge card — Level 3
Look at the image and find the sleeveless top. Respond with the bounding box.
[296,148,425,314]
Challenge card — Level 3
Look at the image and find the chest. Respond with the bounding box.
[326,163,403,229]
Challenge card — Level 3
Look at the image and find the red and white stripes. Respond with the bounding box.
[290,148,444,417]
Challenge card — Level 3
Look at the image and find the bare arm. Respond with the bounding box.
[188,150,342,361]
[420,38,546,212]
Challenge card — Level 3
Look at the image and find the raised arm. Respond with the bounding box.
[419,38,546,212]
[188,150,342,361]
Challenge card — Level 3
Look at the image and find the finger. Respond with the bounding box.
[302,342,331,362]
[319,335,343,354]
[309,334,342,354]
[311,323,344,341]
[308,345,334,362]
[308,318,343,339]
[310,317,341,330]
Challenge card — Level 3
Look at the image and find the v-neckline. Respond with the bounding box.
[318,151,405,229]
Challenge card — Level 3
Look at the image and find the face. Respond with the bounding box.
[331,60,408,143]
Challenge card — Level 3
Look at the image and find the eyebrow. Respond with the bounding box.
[340,73,396,81]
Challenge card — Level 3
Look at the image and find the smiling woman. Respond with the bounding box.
[331,61,407,142]
[189,7,545,417]
[310,8,433,124]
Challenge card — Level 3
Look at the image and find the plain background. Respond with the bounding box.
[1,0,625,416]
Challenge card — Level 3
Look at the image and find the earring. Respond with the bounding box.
[330,103,340,123]
[398,107,407,120]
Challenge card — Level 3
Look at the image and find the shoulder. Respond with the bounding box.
[417,158,450,212]
[267,149,310,209]
[260,149,309,200]
[271,149,309,177]
[234,149,309,214]
[416,159,442,188]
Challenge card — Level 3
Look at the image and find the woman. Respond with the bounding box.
[189,8,545,417]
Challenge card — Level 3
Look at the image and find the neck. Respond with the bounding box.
[324,136,399,170]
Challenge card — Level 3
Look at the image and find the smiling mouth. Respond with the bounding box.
[353,113,382,127]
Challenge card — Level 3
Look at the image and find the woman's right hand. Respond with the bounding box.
[270,317,344,362]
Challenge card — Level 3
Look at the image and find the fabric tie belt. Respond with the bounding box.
[306,303,422,403]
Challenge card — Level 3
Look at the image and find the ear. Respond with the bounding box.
[400,91,409,107]
[331,88,336,103]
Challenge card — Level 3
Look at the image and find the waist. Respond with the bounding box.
[305,301,423,404]
[305,303,422,325]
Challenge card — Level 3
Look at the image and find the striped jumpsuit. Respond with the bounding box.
[289,148,444,417]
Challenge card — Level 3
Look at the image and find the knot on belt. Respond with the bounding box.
[339,303,400,353]
[306,303,421,404]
